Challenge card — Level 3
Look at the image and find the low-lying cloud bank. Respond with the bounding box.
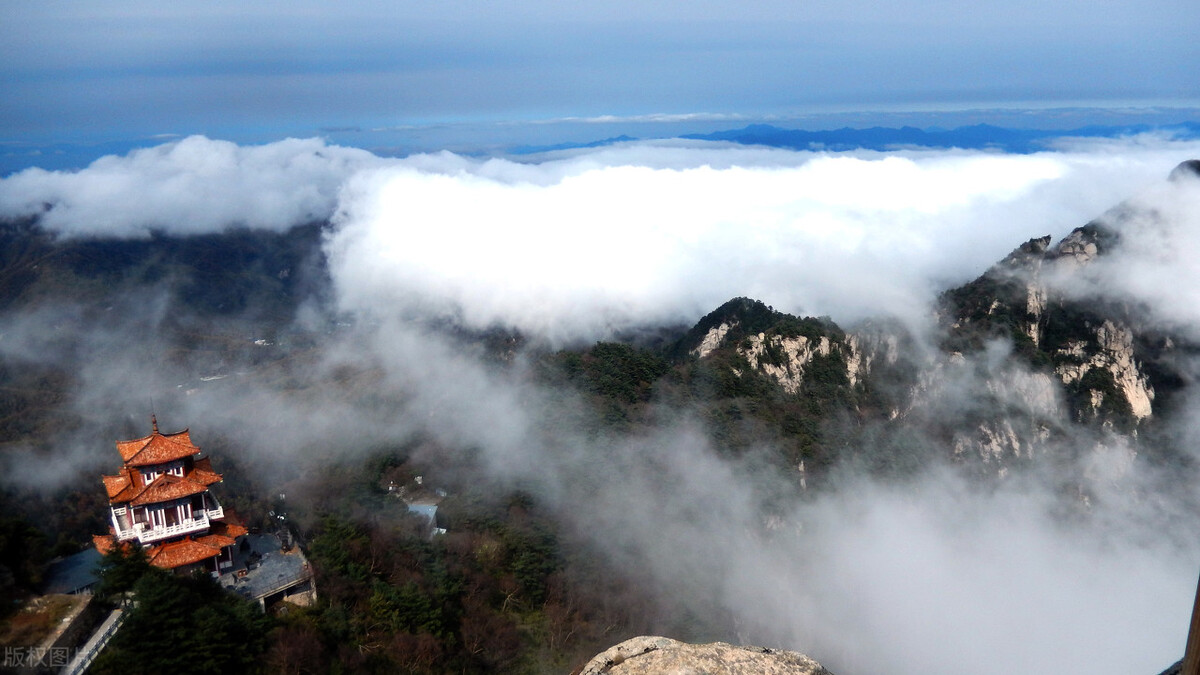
[0,136,385,237]
[148,316,1198,675]
[3,134,1200,342]
[79,309,1184,675]
[1052,167,1200,340]
[327,137,1200,341]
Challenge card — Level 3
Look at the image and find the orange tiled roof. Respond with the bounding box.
[102,472,132,499]
[109,479,142,504]
[194,532,236,549]
[93,534,117,556]
[191,468,222,487]
[96,533,237,570]
[116,428,199,467]
[194,456,214,472]
[209,513,248,539]
[106,465,222,506]
[129,473,209,507]
[147,539,221,570]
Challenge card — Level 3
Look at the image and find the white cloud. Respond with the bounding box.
[308,136,1200,669]
[1051,167,1200,339]
[2,134,1196,343]
[270,317,1199,675]
[767,474,1193,674]
[0,135,384,238]
[327,138,1200,343]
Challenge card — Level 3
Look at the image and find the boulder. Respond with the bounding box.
[577,635,833,675]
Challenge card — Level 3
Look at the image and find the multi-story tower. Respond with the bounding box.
[94,416,246,574]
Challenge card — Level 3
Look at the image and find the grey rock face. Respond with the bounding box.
[577,636,833,675]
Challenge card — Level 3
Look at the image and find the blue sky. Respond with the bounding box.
[2,0,1198,158]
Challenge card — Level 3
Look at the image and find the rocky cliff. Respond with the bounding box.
[678,161,1199,474]
[679,297,868,399]
[927,162,1200,469]
[938,222,1164,431]
[577,636,833,675]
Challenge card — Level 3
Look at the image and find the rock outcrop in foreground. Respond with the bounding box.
[577,636,833,675]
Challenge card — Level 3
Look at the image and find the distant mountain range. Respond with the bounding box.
[507,121,1200,156]
[509,134,639,155]
[681,122,1200,153]
[6,120,1198,176]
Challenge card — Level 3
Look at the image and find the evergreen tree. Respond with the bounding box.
[90,570,272,675]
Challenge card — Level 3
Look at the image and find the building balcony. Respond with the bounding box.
[112,509,136,542]
[110,502,222,543]
[128,512,211,544]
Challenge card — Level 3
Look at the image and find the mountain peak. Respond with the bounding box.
[1168,159,1200,182]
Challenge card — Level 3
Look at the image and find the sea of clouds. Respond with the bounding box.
[2,134,1198,340]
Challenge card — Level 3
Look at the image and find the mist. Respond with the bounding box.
[5,134,1200,339]
[1048,164,1200,340]
[2,135,1199,673]
[0,136,385,237]
[147,314,1196,674]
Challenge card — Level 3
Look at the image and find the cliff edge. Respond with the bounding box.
[577,636,833,675]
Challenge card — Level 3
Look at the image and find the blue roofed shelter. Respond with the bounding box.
[42,547,103,595]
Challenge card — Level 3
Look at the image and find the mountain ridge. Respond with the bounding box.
[681,121,1200,153]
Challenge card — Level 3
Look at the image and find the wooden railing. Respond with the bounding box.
[112,505,223,543]
[131,512,210,544]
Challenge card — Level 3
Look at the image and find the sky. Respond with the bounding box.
[2,0,1199,162]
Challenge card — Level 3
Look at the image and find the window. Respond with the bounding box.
[142,462,183,483]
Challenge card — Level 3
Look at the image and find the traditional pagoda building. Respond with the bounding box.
[93,416,247,574]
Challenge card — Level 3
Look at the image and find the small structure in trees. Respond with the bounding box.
[91,417,315,610]
[92,416,247,575]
